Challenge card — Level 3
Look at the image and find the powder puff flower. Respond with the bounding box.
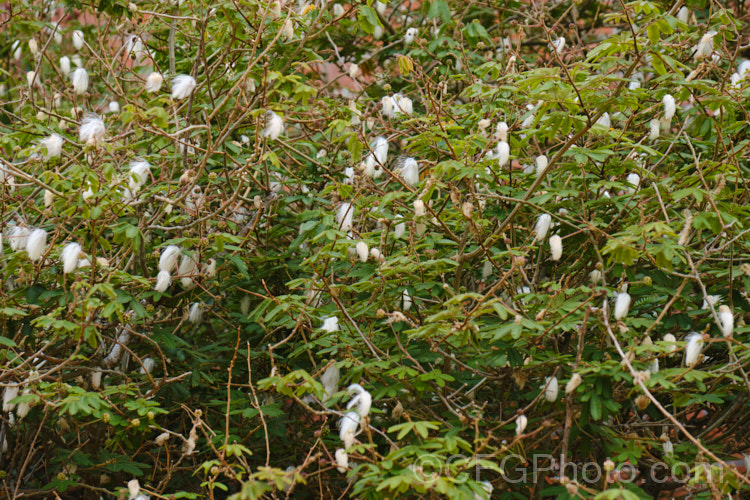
[364,136,388,178]
[155,270,171,292]
[515,414,528,436]
[346,384,372,418]
[718,305,733,338]
[72,30,85,51]
[40,134,63,159]
[404,27,418,45]
[188,302,203,323]
[61,242,82,273]
[145,72,164,93]
[626,173,640,193]
[381,95,394,118]
[109,101,119,113]
[496,121,509,142]
[677,6,689,23]
[26,228,47,262]
[159,245,181,273]
[496,141,510,168]
[534,214,552,241]
[59,56,71,77]
[7,226,31,251]
[649,119,660,141]
[535,155,548,177]
[339,411,360,449]
[71,68,88,95]
[322,316,339,332]
[552,37,565,54]
[140,357,156,375]
[321,364,340,400]
[549,235,563,261]
[684,332,704,366]
[397,157,419,186]
[614,291,631,320]
[356,241,368,262]
[566,373,582,393]
[336,202,354,232]
[694,31,717,61]
[544,376,559,402]
[335,449,348,473]
[261,111,284,140]
[393,215,405,239]
[128,160,151,192]
[79,113,106,144]
[662,94,675,126]
[12,41,21,61]
[395,94,413,115]
[178,253,198,289]
[3,387,19,412]
[171,74,197,100]
[402,289,413,311]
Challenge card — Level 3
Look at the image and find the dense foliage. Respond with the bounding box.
[2,0,750,498]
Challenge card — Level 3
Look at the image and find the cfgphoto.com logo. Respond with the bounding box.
[410,453,741,485]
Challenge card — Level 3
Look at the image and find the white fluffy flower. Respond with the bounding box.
[347,384,372,418]
[649,119,660,141]
[662,94,675,123]
[140,357,156,375]
[534,213,552,241]
[496,141,510,168]
[79,113,106,144]
[188,302,203,323]
[552,37,565,54]
[515,414,528,436]
[72,30,85,51]
[321,364,340,400]
[332,3,344,17]
[12,40,21,61]
[397,158,419,186]
[395,94,413,115]
[565,373,582,393]
[356,241,368,262]
[26,71,40,88]
[684,332,704,366]
[7,226,30,251]
[335,448,348,473]
[127,479,141,499]
[322,316,339,332]
[496,121,509,142]
[91,370,102,389]
[145,72,164,93]
[626,173,640,193]
[663,333,677,353]
[171,74,197,100]
[381,95,395,118]
[159,245,181,273]
[393,215,405,239]
[26,228,47,261]
[544,376,559,402]
[336,202,354,232]
[414,199,425,217]
[535,155,548,178]
[339,411,360,449]
[404,27,418,45]
[702,295,720,309]
[596,112,610,129]
[155,270,171,292]
[3,387,19,412]
[663,440,674,457]
[61,242,82,273]
[128,160,151,192]
[718,305,733,338]
[589,269,602,286]
[59,56,71,77]
[109,101,119,113]
[71,68,88,95]
[261,111,284,140]
[178,253,198,289]
[155,432,170,446]
[677,6,689,23]
[549,235,563,261]
[364,136,389,178]
[694,31,717,61]
[614,292,631,320]
[40,133,63,159]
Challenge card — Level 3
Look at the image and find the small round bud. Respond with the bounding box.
[208,172,218,180]
[147,411,155,420]
[195,409,203,417]
[131,418,141,427]
[643,276,652,286]
[102,413,110,423]
[603,459,615,471]
[210,466,219,475]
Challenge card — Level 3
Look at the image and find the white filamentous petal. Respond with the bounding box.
[356,241,368,262]
[322,316,339,333]
[262,111,284,140]
[61,242,82,273]
[649,119,660,141]
[59,56,71,77]
[338,411,360,449]
[381,95,394,118]
[496,121,509,142]
[79,113,106,144]
[589,269,602,286]
[109,101,119,113]
[552,37,565,54]
[684,332,704,366]
[565,373,582,393]
[663,333,677,353]
[404,27,418,45]
[145,72,164,93]
[398,158,419,186]
[393,215,405,239]
[40,133,63,159]
[336,202,354,232]
[596,112,610,129]
[140,357,156,374]
[335,449,348,473]
[663,440,674,457]
[159,245,181,273]
[8,226,30,252]
[3,387,19,412]
[127,479,140,499]
[414,199,425,217]
[396,94,413,115]
[188,302,203,323]
[677,6,689,23]
[497,141,510,168]
[321,364,340,399]
[549,235,563,261]
[26,228,47,261]
[515,414,528,436]
[718,305,734,338]
[72,30,85,51]
[155,432,170,446]
[662,94,675,123]
[544,376,559,402]
[347,384,372,418]
[155,270,171,292]
[44,189,55,207]
[178,253,198,289]
[614,292,631,320]
[535,155,548,178]
[694,31,716,60]
[128,160,151,192]
[171,74,197,100]
[626,173,640,193]
[71,67,88,95]
[90,370,102,389]
[534,214,552,241]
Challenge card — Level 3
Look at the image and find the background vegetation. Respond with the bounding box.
[1,0,750,497]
